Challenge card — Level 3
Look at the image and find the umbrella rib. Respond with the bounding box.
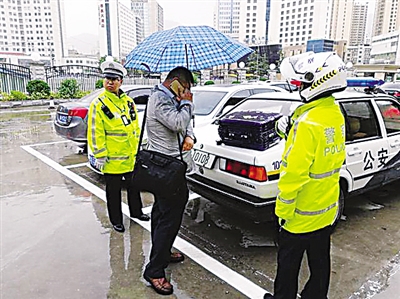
[188,44,198,70]
[215,42,235,62]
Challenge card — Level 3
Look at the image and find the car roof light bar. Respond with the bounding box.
[346,77,385,88]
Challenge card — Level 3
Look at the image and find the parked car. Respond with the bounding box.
[87,84,289,172]
[379,82,400,100]
[54,85,153,146]
[187,90,400,223]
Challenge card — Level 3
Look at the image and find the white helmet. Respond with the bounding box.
[280,52,347,102]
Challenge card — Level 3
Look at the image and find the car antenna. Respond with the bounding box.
[286,79,293,93]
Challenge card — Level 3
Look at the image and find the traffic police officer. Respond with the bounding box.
[87,60,150,233]
[265,52,347,299]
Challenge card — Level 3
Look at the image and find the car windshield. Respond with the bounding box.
[227,98,302,117]
[78,89,104,104]
[192,90,228,115]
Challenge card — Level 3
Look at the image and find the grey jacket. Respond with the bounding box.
[146,84,197,174]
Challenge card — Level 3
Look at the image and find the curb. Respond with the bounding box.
[0,99,74,109]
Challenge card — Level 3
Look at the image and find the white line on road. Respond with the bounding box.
[22,143,269,299]
[64,162,89,169]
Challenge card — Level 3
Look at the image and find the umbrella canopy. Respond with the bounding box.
[124,25,253,72]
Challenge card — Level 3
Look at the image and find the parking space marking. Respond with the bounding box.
[65,162,89,169]
[22,142,270,299]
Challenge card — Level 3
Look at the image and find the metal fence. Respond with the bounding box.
[0,63,32,94]
[45,65,103,92]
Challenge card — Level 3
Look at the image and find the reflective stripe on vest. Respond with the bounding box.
[309,167,340,179]
[277,195,295,204]
[295,202,337,216]
[105,132,128,137]
[90,99,106,155]
[108,156,129,161]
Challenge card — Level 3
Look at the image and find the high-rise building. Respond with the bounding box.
[0,0,67,65]
[238,0,266,46]
[214,0,241,40]
[131,0,163,40]
[372,0,400,37]
[268,0,333,47]
[330,0,353,43]
[98,0,139,62]
[349,2,368,46]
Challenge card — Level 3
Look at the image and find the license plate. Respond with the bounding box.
[89,154,96,167]
[58,114,68,124]
[192,149,215,169]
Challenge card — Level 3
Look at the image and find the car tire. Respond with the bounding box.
[332,186,345,231]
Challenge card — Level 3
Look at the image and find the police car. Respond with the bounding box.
[187,80,400,222]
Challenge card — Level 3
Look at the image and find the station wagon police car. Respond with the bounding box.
[187,88,400,222]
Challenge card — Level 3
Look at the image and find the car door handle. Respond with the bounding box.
[348,148,362,156]
[390,140,400,148]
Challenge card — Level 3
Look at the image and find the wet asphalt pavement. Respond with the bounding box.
[1,106,400,299]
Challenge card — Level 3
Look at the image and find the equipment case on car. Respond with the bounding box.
[217,110,282,151]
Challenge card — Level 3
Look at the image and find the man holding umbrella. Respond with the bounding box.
[142,66,196,296]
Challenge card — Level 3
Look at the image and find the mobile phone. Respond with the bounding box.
[170,80,185,97]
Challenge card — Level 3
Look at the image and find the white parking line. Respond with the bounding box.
[21,143,269,299]
[65,162,89,169]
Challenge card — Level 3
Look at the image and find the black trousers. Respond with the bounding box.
[104,171,143,225]
[144,180,189,278]
[273,225,332,299]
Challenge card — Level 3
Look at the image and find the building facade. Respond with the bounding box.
[214,0,241,40]
[0,0,67,65]
[98,0,139,62]
[349,2,368,46]
[131,0,163,40]
[238,0,266,46]
[370,31,400,65]
[372,0,400,37]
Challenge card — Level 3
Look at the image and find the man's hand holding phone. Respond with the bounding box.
[170,79,192,102]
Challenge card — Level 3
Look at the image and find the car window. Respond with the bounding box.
[340,101,381,142]
[252,88,276,94]
[376,99,400,135]
[192,91,228,115]
[232,89,252,97]
[127,88,151,105]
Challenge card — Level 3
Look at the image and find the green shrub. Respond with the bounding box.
[50,91,61,99]
[1,92,13,101]
[29,91,50,100]
[204,80,215,85]
[26,80,50,98]
[10,90,28,101]
[95,79,104,89]
[231,81,241,84]
[75,90,91,99]
[58,79,80,99]
[259,77,267,81]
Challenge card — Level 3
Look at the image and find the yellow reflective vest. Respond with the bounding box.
[87,89,140,174]
[276,95,346,233]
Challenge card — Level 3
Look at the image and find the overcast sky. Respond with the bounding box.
[64,0,216,38]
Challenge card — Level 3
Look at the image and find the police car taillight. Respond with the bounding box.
[220,159,267,182]
[346,77,385,88]
[68,107,88,119]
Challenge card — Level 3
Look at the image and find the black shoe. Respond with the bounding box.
[132,214,150,221]
[113,224,125,233]
[264,293,274,299]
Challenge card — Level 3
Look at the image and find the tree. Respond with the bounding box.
[246,51,269,78]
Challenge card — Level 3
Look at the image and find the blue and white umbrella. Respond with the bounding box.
[124,25,253,72]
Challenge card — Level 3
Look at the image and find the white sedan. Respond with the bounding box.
[187,90,400,223]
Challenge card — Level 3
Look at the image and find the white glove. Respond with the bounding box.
[276,116,291,140]
[94,157,107,171]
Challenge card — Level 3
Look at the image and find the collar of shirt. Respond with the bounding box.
[157,83,175,99]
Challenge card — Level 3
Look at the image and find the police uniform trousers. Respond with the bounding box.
[104,171,144,225]
[274,225,332,299]
[143,179,189,278]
